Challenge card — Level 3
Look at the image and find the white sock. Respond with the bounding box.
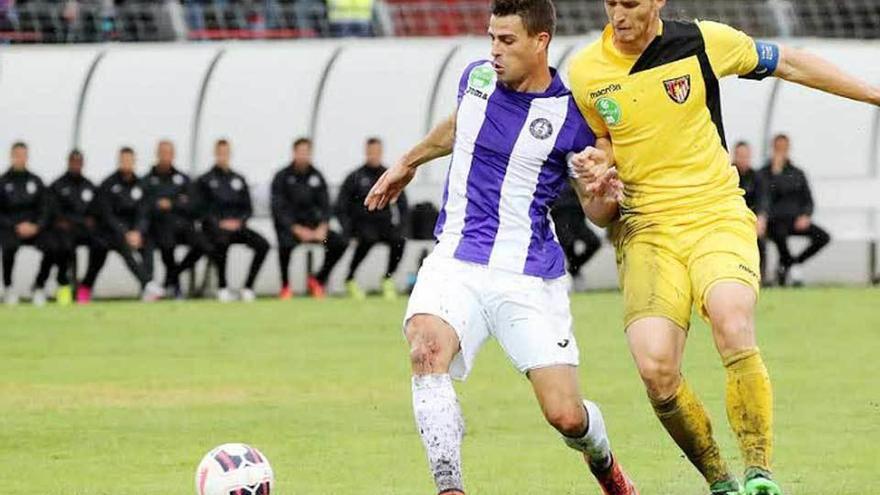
[412,374,465,493]
[563,400,612,469]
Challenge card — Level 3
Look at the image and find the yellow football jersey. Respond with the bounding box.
[568,20,771,227]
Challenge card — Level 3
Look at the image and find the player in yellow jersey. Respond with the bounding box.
[566,1,880,494]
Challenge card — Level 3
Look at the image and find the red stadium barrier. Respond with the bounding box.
[0,31,44,42]
[187,28,318,40]
[384,0,489,36]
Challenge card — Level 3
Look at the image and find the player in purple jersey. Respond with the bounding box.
[365,1,636,494]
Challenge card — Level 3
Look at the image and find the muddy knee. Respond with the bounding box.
[406,314,457,375]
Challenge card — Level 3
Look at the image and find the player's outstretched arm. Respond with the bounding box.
[365,112,457,211]
[774,45,880,106]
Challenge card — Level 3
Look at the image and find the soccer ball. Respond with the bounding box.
[195,443,274,495]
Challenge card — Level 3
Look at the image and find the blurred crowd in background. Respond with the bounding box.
[2,0,880,43]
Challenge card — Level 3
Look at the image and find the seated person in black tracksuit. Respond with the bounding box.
[759,134,831,286]
[36,149,100,304]
[271,137,347,299]
[733,141,770,281]
[82,147,162,301]
[0,142,57,306]
[551,181,602,282]
[336,137,407,300]
[195,139,269,302]
[140,140,212,297]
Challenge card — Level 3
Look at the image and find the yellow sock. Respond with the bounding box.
[651,378,731,484]
[724,347,773,472]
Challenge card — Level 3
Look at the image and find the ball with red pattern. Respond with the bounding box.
[195,443,273,495]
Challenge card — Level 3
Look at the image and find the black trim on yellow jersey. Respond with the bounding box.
[629,20,703,75]
[697,50,726,150]
[629,20,727,149]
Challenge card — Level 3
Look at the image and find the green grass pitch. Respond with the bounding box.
[1,287,877,494]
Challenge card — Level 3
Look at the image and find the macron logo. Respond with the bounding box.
[590,84,622,99]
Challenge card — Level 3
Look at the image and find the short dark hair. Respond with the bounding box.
[11,141,27,151]
[734,141,750,150]
[293,137,312,149]
[366,137,382,147]
[68,149,83,160]
[119,146,135,155]
[490,0,556,38]
[215,139,229,148]
[773,133,790,144]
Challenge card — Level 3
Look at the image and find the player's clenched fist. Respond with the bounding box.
[568,146,608,179]
[569,147,624,202]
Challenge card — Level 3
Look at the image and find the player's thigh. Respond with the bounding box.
[626,316,688,400]
[356,224,382,245]
[490,274,579,375]
[35,230,62,255]
[238,228,269,252]
[274,225,296,251]
[324,229,348,253]
[618,238,693,331]
[151,224,176,250]
[0,228,20,251]
[403,256,489,380]
[206,228,233,252]
[174,219,202,247]
[689,216,760,324]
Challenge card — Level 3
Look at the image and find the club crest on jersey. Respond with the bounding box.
[529,118,554,140]
[663,75,691,104]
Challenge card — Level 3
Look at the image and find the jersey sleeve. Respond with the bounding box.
[699,21,777,79]
[567,59,610,138]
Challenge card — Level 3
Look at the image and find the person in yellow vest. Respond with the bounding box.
[328,0,374,37]
[566,1,880,494]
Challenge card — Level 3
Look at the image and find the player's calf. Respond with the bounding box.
[707,283,774,478]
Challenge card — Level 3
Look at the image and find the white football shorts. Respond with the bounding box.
[403,254,578,381]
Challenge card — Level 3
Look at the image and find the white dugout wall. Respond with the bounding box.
[0,36,878,296]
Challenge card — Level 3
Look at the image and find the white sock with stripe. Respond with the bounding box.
[563,400,612,469]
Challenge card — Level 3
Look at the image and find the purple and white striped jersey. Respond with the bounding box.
[432,60,597,279]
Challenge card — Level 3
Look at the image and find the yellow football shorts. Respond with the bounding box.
[614,207,761,331]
